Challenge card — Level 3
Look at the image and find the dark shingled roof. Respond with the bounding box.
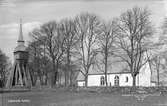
[14,19,27,52]
[14,44,27,52]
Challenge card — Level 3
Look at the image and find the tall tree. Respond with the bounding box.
[97,20,118,86]
[151,55,161,87]
[74,13,101,87]
[0,49,9,87]
[27,40,51,86]
[150,51,167,87]
[149,17,167,87]
[162,17,167,35]
[27,40,41,86]
[115,7,154,87]
[59,19,77,86]
[30,21,66,87]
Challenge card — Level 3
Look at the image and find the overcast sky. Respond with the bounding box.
[0,0,167,62]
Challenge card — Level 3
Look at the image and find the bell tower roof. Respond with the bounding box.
[17,19,24,43]
[14,19,27,53]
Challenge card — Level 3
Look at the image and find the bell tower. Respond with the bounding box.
[6,19,32,89]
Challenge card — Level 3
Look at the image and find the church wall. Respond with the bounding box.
[88,75,103,86]
[87,73,133,87]
[77,81,85,86]
[108,73,133,86]
[77,60,152,87]
[136,62,151,86]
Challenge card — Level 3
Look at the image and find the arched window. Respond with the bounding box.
[100,76,105,86]
[114,75,119,86]
[125,76,128,82]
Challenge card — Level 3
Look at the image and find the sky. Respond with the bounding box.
[0,0,167,62]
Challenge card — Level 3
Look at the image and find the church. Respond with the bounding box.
[77,56,155,87]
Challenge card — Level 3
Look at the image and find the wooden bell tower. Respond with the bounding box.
[6,19,32,89]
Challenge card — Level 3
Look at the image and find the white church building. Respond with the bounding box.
[77,56,155,87]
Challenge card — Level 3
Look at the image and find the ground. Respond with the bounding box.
[0,88,167,106]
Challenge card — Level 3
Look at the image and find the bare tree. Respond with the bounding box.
[30,21,66,87]
[162,17,167,35]
[59,19,77,86]
[151,56,161,87]
[27,40,51,86]
[74,13,101,87]
[150,49,167,87]
[115,7,154,87]
[27,40,42,86]
[0,49,10,88]
[97,20,117,86]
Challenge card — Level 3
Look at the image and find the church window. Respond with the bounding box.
[100,76,105,86]
[126,76,128,82]
[114,75,119,86]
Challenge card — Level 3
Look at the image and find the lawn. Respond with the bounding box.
[0,88,167,106]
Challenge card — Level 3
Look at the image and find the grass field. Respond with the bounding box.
[0,88,167,106]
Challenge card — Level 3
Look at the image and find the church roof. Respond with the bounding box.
[76,54,162,84]
[88,56,130,75]
[77,56,130,81]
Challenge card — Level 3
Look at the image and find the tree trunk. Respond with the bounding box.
[157,69,160,87]
[55,72,58,85]
[55,61,59,85]
[132,75,136,92]
[59,72,61,85]
[44,74,47,85]
[65,71,67,87]
[70,70,73,86]
[156,57,160,88]
[132,75,136,87]
[51,58,56,87]
[47,72,52,88]
[70,70,74,86]
[65,67,69,87]
[104,51,108,87]
[66,48,71,87]
[85,74,88,87]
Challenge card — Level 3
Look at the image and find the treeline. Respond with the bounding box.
[27,6,166,88]
[0,49,11,88]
